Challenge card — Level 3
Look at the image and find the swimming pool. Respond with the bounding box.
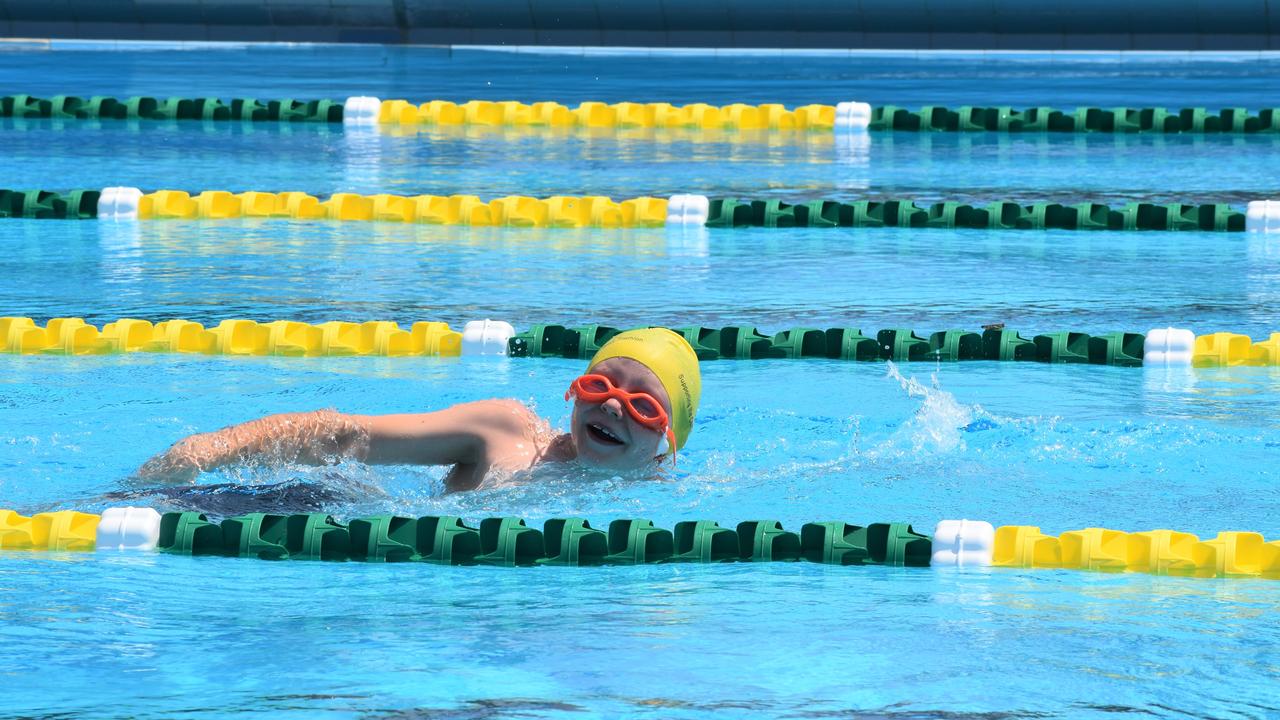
[2,45,1279,718]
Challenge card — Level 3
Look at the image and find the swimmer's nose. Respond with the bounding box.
[601,397,624,419]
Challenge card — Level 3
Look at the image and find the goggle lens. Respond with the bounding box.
[629,395,662,420]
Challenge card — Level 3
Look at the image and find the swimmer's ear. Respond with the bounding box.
[654,429,677,469]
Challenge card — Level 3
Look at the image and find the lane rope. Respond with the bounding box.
[8,95,1280,135]
[3,508,1276,579]
[0,318,1271,367]
[4,189,1279,232]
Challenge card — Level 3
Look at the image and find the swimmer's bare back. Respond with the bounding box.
[135,400,575,492]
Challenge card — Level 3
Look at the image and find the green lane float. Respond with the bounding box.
[5,507,1279,580]
[509,324,1156,366]
[0,94,342,122]
[0,189,100,219]
[700,197,1246,231]
[5,187,1279,234]
[8,95,1280,135]
[866,104,1280,133]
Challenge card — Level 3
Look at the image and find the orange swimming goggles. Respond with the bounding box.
[566,373,675,454]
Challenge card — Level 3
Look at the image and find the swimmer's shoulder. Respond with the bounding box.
[443,399,553,482]
[447,398,545,439]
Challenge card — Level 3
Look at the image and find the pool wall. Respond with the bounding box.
[1,0,1276,50]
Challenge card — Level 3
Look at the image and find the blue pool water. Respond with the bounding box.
[2,46,1280,718]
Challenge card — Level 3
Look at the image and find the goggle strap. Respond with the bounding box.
[656,428,677,469]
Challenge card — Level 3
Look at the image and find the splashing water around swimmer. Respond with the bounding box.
[874,361,980,456]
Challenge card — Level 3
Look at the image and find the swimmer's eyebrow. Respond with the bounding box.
[612,368,658,391]
[619,372,667,402]
[595,361,665,397]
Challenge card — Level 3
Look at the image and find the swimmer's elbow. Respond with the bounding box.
[442,463,484,493]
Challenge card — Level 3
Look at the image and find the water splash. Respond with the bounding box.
[871,361,978,457]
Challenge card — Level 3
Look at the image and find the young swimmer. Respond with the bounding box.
[134,328,701,492]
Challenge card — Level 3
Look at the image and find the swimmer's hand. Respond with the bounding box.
[133,437,206,485]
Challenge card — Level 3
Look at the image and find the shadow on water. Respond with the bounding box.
[14,693,1259,720]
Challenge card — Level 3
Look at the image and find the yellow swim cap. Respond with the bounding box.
[588,328,702,451]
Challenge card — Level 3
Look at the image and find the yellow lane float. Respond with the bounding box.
[124,190,668,228]
[0,317,464,357]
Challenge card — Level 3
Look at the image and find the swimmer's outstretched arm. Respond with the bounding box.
[133,409,363,485]
[134,401,531,490]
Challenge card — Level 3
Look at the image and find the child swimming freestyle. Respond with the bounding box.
[134,328,701,492]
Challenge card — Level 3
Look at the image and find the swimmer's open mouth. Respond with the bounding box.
[587,422,625,446]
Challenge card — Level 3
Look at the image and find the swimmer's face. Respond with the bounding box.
[569,357,673,470]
